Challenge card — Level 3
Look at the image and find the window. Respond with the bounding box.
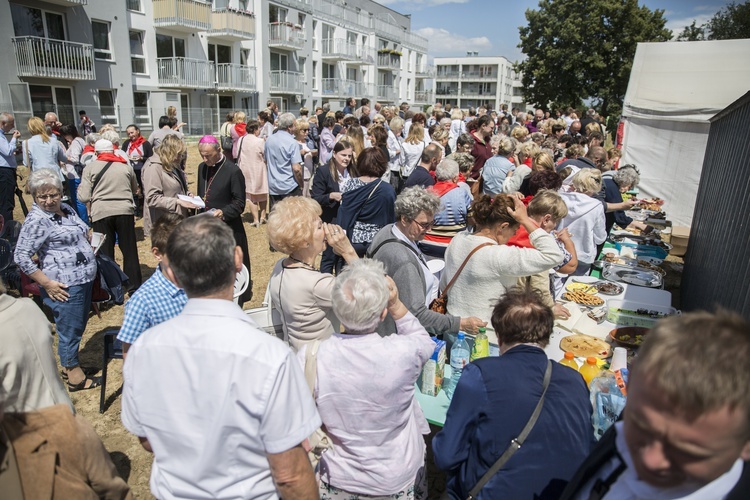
[240,49,252,67]
[298,13,306,26]
[92,21,112,60]
[312,21,318,50]
[270,52,288,71]
[269,5,287,23]
[126,0,142,12]
[156,34,186,58]
[29,86,75,125]
[322,63,334,79]
[208,43,232,64]
[406,50,411,71]
[129,31,146,74]
[98,90,117,125]
[133,91,150,127]
[346,68,356,81]
[299,57,306,83]
[312,61,318,90]
[11,5,65,40]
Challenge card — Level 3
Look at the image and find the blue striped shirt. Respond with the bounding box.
[117,266,187,345]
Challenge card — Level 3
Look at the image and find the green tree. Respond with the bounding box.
[517,0,672,120]
[706,1,750,39]
[676,20,706,41]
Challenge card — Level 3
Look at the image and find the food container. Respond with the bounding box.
[602,263,663,288]
[606,300,677,328]
[670,226,690,257]
[614,242,669,260]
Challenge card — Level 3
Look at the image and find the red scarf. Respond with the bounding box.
[507,196,537,248]
[431,180,458,197]
[458,172,467,184]
[127,135,146,155]
[82,145,95,154]
[96,152,127,164]
[235,123,247,137]
[523,157,533,168]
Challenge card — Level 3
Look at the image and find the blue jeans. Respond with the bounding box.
[67,177,89,223]
[41,280,93,368]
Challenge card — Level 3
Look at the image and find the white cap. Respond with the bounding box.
[94,139,114,153]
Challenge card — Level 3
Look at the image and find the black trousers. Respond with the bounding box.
[93,214,142,290]
[0,167,16,223]
[269,185,303,211]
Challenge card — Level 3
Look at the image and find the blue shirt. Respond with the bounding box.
[482,155,514,195]
[22,134,67,171]
[434,186,473,226]
[117,266,187,345]
[0,132,17,168]
[264,130,302,195]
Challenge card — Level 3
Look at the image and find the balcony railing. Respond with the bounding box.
[153,0,211,32]
[377,53,401,70]
[217,63,256,91]
[157,57,214,88]
[416,64,435,77]
[436,88,458,96]
[209,8,256,40]
[461,71,498,81]
[46,0,87,5]
[377,85,397,101]
[269,70,303,94]
[272,0,313,14]
[12,36,95,80]
[354,46,376,65]
[402,31,428,52]
[321,39,358,61]
[371,16,403,43]
[312,0,370,32]
[414,90,434,103]
[268,23,305,50]
[436,70,461,80]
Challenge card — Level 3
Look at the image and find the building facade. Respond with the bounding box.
[0,0,431,136]
[434,55,525,112]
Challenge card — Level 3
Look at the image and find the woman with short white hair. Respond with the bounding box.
[299,259,434,499]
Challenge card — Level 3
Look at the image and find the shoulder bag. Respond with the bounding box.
[429,242,493,314]
[220,123,233,151]
[467,360,553,500]
[303,339,333,470]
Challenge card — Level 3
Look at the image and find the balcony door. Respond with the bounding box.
[270,52,288,72]
[11,5,65,40]
[29,85,75,125]
[208,44,232,65]
[156,34,186,59]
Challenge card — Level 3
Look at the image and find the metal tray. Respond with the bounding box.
[601,263,663,288]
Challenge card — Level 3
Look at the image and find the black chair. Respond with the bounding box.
[100,328,124,413]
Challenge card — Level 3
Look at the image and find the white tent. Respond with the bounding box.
[620,39,750,226]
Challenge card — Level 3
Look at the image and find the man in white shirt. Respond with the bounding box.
[561,310,750,499]
[121,215,320,499]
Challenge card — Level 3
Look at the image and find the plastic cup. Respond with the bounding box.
[610,347,628,373]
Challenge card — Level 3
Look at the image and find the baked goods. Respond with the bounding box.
[560,334,611,359]
[566,282,598,294]
[563,290,604,306]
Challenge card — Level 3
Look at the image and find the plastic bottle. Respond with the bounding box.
[470,327,490,361]
[445,332,471,400]
[579,357,602,386]
[559,352,579,370]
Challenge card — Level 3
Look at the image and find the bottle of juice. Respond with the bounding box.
[559,352,579,370]
[579,357,601,386]
[470,327,490,361]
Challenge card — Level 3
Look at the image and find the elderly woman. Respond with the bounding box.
[295,119,315,197]
[602,164,646,234]
[433,287,594,499]
[318,115,337,166]
[387,116,405,192]
[482,135,517,195]
[421,159,473,258]
[267,197,358,351]
[230,111,247,161]
[59,124,88,222]
[368,186,485,337]
[13,169,100,392]
[142,134,196,236]
[558,169,608,275]
[235,119,269,226]
[448,109,466,152]
[300,259,433,498]
[22,117,66,172]
[503,142,541,194]
[441,194,564,324]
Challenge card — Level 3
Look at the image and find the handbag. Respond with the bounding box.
[429,242,493,314]
[303,340,333,469]
[467,360,553,500]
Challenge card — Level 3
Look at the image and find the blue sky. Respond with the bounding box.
[379,0,732,61]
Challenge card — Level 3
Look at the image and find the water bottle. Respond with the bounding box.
[445,332,471,400]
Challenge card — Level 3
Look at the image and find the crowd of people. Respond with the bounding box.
[0,98,748,499]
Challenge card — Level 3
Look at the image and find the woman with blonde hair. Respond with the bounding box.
[502,142,540,194]
[141,134,197,236]
[236,119,268,226]
[23,117,66,172]
[401,122,427,178]
[510,124,529,143]
[448,108,466,152]
[343,123,366,161]
[431,127,450,157]
[230,111,247,160]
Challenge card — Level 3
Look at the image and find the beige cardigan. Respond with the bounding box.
[77,159,138,222]
[141,153,189,236]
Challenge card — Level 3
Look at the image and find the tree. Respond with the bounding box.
[676,20,705,41]
[706,1,750,39]
[517,0,672,120]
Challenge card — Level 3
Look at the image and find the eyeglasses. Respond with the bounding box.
[413,218,435,230]
[36,193,61,201]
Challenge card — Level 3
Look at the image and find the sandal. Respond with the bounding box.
[61,366,99,381]
[67,376,102,392]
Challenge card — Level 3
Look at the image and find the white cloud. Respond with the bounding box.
[415,27,492,57]
[665,13,713,38]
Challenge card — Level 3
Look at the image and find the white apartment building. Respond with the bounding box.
[0,0,431,136]
[434,55,525,111]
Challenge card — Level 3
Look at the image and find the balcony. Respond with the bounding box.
[217,63,256,91]
[153,0,211,32]
[209,8,256,40]
[435,88,458,97]
[272,0,313,14]
[352,46,376,66]
[460,90,496,99]
[402,31,428,53]
[321,78,358,97]
[269,70,303,94]
[416,64,435,78]
[414,90,434,104]
[45,0,87,5]
[312,0,370,32]
[321,39,358,62]
[268,23,305,51]
[12,37,95,80]
[461,71,498,81]
[377,52,401,71]
[436,70,461,80]
[157,57,214,88]
[371,15,403,43]
[377,85,397,102]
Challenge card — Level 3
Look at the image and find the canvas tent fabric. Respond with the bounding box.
[620,39,750,227]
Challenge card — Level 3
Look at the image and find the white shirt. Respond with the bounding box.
[576,422,745,500]
[122,298,321,500]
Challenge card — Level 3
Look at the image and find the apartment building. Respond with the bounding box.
[0,0,431,137]
[434,55,526,112]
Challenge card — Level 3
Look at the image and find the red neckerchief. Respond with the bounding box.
[96,152,127,163]
[127,135,146,155]
[457,172,467,183]
[507,200,538,248]
[83,145,95,154]
[431,180,458,197]
[235,123,247,137]
[523,157,533,168]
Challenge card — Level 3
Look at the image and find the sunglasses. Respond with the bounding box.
[413,219,435,229]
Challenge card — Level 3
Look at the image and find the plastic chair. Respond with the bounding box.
[233,264,250,304]
[99,328,123,413]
